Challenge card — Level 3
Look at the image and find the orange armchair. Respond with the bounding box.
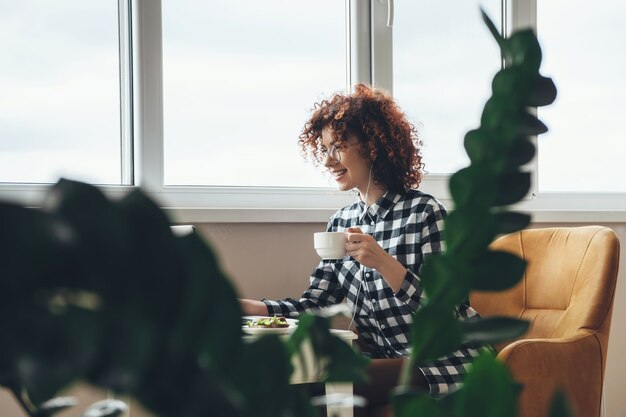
[471,226,620,417]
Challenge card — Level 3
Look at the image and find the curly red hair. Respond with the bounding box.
[299,84,424,193]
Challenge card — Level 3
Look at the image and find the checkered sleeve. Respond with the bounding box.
[419,344,484,395]
[263,261,345,318]
[417,201,446,258]
[263,219,345,318]
[394,201,446,308]
[416,300,486,395]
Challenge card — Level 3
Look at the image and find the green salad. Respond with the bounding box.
[246,316,290,328]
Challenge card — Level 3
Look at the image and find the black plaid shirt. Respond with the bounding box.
[264,189,482,395]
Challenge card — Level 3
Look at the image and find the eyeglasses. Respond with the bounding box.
[315,142,354,164]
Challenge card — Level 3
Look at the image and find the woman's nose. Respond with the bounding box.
[322,153,336,167]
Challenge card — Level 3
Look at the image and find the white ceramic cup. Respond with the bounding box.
[314,231,347,260]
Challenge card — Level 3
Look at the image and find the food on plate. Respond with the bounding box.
[246,316,290,328]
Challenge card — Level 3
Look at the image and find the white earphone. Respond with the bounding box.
[348,164,374,331]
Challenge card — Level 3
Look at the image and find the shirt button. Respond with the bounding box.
[370,221,375,226]
[381,324,386,329]
[371,299,377,303]
[365,272,371,278]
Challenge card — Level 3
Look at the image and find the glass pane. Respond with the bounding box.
[162,0,346,187]
[393,0,501,175]
[0,0,122,185]
[537,0,626,192]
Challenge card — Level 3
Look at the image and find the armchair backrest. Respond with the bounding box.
[471,226,619,357]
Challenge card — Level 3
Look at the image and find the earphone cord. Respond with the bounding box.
[347,274,362,331]
[348,266,383,352]
[347,165,373,331]
[361,164,373,223]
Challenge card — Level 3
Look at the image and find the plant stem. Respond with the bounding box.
[398,356,415,387]
[10,387,37,417]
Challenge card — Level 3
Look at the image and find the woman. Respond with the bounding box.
[240,84,481,408]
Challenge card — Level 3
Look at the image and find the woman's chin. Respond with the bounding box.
[336,182,352,192]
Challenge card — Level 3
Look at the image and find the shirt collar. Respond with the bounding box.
[358,190,403,222]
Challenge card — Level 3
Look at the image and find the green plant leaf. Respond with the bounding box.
[43,179,112,217]
[80,399,128,417]
[452,351,518,417]
[549,390,575,417]
[86,190,187,393]
[468,250,526,291]
[5,295,104,404]
[491,67,526,99]
[410,306,462,364]
[34,397,78,417]
[0,202,75,289]
[463,129,503,166]
[324,337,370,383]
[448,167,497,210]
[133,352,239,417]
[528,75,557,107]
[461,317,530,345]
[436,386,464,416]
[289,314,369,384]
[463,129,488,164]
[518,111,548,135]
[232,336,293,417]
[480,97,521,141]
[493,211,531,234]
[506,137,536,166]
[420,255,470,309]
[168,232,243,380]
[42,179,130,281]
[114,190,182,291]
[444,209,498,259]
[494,171,531,206]
[506,29,542,72]
[480,8,504,47]
[288,314,332,379]
[392,389,448,417]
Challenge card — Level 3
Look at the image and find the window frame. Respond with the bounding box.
[1,0,625,223]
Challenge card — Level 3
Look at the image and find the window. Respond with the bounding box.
[537,0,626,193]
[161,0,346,188]
[0,0,126,185]
[1,0,625,220]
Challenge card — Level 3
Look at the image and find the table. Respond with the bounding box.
[289,329,358,417]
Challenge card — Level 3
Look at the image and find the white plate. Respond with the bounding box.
[242,316,298,335]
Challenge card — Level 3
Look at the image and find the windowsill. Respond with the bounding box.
[164,207,626,224]
[2,183,625,224]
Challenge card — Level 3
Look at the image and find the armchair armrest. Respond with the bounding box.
[497,330,603,417]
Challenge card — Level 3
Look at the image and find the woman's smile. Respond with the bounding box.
[331,168,347,181]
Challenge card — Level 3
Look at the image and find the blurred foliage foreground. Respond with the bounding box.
[0,11,569,417]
